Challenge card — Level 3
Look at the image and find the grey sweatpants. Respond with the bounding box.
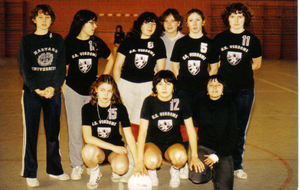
[64,85,90,168]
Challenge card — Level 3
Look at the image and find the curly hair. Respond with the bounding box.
[221,3,253,28]
[186,9,207,35]
[152,70,178,94]
[89,75,122,106]
[29,4,55,27]
[126,12,162,39]
[159,8,183,32]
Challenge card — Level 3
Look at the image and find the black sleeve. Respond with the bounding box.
[217,100,238,158]
[119,104,131,128]
[140,96,151,120]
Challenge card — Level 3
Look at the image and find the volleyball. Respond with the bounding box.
[127,174,153,190]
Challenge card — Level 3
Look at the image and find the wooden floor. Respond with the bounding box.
[0,58,297,190]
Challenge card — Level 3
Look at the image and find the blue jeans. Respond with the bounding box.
[227,89,254,170]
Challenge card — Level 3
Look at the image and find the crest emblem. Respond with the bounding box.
[97,127,111,138]
[227,51,242,66]
[158,119,173,132]
[37,52,53,66]
[79,58,92,73]
[148,41,154,49]
[188,60,200,75]
[135,54,149,69]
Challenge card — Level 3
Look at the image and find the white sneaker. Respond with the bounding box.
[71,166,84,180]
[148,169,159,186]
[179,163,189,179]
[111,172,121,182]
[169,166,180,188]
[26,178,40,187]
[87,166,102,189]
[120,165,133,183]
[234,169,248,179]
[49,173,70,181]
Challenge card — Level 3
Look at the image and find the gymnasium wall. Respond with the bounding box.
[0,0,297,59]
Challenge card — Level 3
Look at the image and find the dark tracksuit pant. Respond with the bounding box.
[21,89,64,178]
[228,88,254,171]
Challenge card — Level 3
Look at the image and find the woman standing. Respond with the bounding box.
[113,25,125,57]
[133,70,204,188]
[159,8,184,71]
[113,12,166,140]
[18,4,69,187]
[189,75,238,190]
[81,75,137,189]
[64,9,114,180]
[213,3,262,179]
[171,9,219,104]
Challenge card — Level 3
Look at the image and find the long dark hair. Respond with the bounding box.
[126,12,161,40]
[90,75,122,106]
[66,9,97,39]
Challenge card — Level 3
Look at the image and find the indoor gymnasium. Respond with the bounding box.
[0,0,297,189]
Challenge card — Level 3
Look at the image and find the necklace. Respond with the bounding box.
[97,104,111,120]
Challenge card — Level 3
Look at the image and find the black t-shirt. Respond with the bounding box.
[213,29,262,89]
[171,35,219,91]
[82,103,130,146]
[118,37,166,83]
[141,95,192,144]
[193,96,238,158]
[65,36,111,95]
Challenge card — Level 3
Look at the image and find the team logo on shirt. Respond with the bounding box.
[188,60,200,75]
[148,41,154,49]
[37,52,53,66]
[97,127,111,138]
[227,51,242,66]
[158,119,173,132]
[135,54,149,69]
[78,58,92,73]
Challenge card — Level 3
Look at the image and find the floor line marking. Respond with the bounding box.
[254,78,298,94]
[246,143,293,190]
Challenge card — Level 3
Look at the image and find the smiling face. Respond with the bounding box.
[187,12,205,35]
[163,14,180,35]
[33,10,52,33]
[97,83,113,107]
[207,78,224,101]
[228,12,245,33]
[141,21,156,39]
[156,79,173,101]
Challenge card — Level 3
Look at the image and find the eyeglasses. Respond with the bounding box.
[87,20,97,26]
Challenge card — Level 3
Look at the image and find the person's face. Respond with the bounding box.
[187,12,205,34]
[81,19,97,37]
[141,21,156,39]
[207,79,224,101]
[228,12,245,32]
[156,79,173,101]
[163,14,180,34]
[33,10,52,31]
[97,83,113,106]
